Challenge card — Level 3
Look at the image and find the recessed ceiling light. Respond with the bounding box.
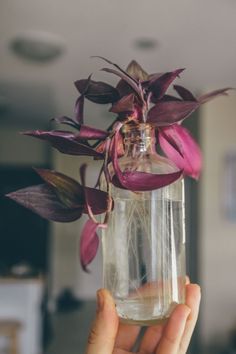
[9,31,65,63]
[134,38,159,50]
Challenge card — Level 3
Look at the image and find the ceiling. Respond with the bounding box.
[1,0,236,128]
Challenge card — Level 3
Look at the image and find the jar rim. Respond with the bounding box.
[122,122,153,134]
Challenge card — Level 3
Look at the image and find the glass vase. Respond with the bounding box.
[101,123,186,325]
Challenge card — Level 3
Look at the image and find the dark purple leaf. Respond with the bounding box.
[116,79,134,98]
[79,164,111,216]
[6,184,83,222]
[35,168,84,208]
[79,125,109,140]
[84,187,111,214]
[158,125,202,179]
[74,79,119,104]
[52,120,109,140]
[111,130,182,191]
[148,69,185,102]
[161,94,182,102]
[92,56,139,84]
[115,60,148,98]
[173,85,197,101]
[147,101,200,126]
[141,73,163,90]
[111,169,183,191]
[101,67,144,103]
[110,93,135,114]
[198,88,232,104]
[75,95,84,123]
[23,130,104,158]
[80,219,100,272]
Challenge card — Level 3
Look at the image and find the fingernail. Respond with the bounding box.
[96,290,104,312]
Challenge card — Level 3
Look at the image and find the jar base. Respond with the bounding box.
[119,316,169,326]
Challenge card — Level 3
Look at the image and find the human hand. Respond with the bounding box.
[86,283,201,354]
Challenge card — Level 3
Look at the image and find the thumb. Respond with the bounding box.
[86,289,119,354]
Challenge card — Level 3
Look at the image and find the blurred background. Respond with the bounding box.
[0,1,236,353]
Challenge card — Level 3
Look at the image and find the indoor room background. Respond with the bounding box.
[0,1,236,354]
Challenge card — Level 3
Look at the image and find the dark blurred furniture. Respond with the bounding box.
[0,166,49,273]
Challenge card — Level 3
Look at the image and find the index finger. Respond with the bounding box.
[156,304,191,354]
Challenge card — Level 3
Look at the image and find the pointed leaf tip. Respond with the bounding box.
[126,60,149,81]
[173,85,197,101]
[198,87,233,104]
[149,68,185,102]
[75,79,119,104]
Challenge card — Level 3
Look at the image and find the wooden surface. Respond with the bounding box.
[0,320,22,354]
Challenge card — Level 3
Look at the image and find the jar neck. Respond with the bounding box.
[122,123,156,158]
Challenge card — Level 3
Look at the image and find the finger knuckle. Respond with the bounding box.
[87,327,98,345]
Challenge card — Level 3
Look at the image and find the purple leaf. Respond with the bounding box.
[92,56,139,84]
[80,219,100,272]
[116,79,134,98]
[36,167,110,217]
[141,73,163,90]
[74,79,119,104]
[158,125,202,179]
[6,184,83,222]
[75,95,84,123]
[148,69,185,102]
[111,169,183,191]
[161,94,182,102]
[52,120,109,140]
[198,87,232,104]
[84,187,111,215]
[23,130,103,158]
[101,67,144,103]
[79,125,109,140]
[147,101,199,126]
[173,85,197,101]
[111,130,182,191]
[114,60,148,98]
[79,164,111,216]
[35,168,84,208]
[110,93,135,114]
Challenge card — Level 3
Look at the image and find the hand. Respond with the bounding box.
[86,283,201,354]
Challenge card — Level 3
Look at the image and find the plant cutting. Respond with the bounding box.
[7,57,231,324]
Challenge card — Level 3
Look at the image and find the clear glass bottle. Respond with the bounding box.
[102,123,186,325]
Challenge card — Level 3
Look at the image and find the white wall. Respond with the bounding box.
[200,93,236,349]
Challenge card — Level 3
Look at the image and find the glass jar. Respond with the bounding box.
[101,123,186,325]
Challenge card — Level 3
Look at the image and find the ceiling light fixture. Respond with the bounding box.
[9,30,65,63]
[134,38,159,50]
